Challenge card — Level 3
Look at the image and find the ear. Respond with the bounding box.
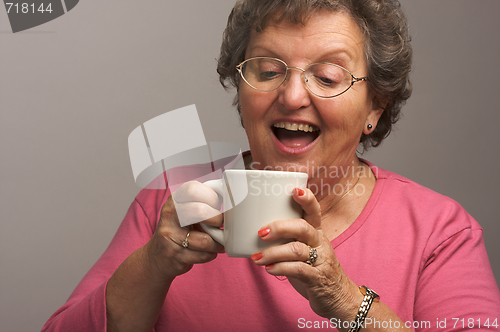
[363,95,385,135]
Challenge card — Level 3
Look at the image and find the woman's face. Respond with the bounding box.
[239,10,383,182]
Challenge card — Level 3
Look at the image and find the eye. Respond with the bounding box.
[308,64,345,87]
[312,75,341,88]
[316,76,336,85]
[260,71,279,79]
[256,60,285,81]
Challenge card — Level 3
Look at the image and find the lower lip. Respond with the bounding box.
[272,131,319,155]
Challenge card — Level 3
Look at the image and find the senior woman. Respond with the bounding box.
[43,0,500,331]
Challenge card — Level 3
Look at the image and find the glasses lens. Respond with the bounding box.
[240,58,287,91]
[305,63,353,98]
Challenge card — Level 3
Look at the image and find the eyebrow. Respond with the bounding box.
[246,45,356,68]
[245,46,279,59]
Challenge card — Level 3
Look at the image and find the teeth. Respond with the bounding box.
[273,121,319,132]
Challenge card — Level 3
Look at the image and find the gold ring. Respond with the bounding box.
[182,232,190,248]
[305,246,318,266]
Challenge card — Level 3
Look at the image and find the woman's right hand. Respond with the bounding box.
[145,180,225,281]
[106,181,225,332]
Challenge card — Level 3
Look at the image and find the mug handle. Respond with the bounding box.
[199,179,225,245]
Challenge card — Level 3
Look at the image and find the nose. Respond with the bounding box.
[277,67,311,111]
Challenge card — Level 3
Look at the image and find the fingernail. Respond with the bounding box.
[265,264,274,270]
[251,252,263,261]
[258,228,270,237]
[296,188,305,196]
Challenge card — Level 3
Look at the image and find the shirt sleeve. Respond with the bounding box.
[413,225,500,331]
[41,198,155,332]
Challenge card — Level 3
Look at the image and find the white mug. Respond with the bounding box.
[200,169,308,258]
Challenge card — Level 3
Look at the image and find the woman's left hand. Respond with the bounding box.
[251,187,360,321]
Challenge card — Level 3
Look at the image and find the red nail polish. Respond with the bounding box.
[251,252,263,261]
[265,264,274,270]
[297,188,305,196]
[258,228,270,237]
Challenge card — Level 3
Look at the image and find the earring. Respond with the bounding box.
[367,124,373,130]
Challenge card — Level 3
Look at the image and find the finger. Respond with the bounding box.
[251,241,312,266]
[159,195,181,227]
[258,218,322,248]
[174,201,223,226]
[293,187,322,229]
[172,181,222,209]
[175,229,225,254]
[148,225,221,277]
[264,261,314,283]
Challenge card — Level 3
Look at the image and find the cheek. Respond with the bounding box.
[315,99,347,128]
[240,85,276,112]
[318,97,368,133]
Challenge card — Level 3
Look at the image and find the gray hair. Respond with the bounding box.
[217,0,412,150]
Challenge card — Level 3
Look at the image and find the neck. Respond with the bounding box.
[312,158,364,217]
[243,153,376,239]
[319,160,377,240]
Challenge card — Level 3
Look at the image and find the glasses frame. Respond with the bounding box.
[236,56,368,98]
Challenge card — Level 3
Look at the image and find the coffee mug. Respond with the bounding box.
[200,169,308,258]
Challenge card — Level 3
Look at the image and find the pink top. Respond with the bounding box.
[42,162,500,331]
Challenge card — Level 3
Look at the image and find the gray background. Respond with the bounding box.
[1,1,499,331]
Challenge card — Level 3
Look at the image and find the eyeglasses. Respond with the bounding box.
[236,57,367,98]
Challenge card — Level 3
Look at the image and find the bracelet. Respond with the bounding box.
[347,286,380,332]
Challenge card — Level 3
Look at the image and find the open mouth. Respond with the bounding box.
[272,121,320,148]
